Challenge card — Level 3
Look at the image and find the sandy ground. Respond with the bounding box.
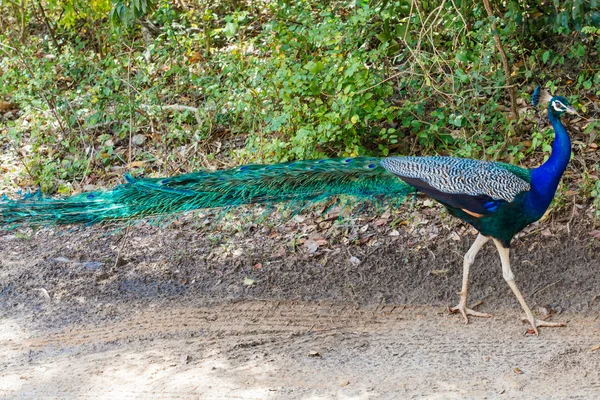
[2,302,600,399]
[1,207,599,399]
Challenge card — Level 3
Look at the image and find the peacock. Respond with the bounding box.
[0,87,577,334]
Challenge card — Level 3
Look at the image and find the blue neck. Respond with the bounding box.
[528,110,571,216]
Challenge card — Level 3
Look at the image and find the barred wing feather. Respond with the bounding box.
[381,156,531,215]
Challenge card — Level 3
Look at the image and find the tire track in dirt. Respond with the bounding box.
[2,301,600,399]
[23,301,407,349]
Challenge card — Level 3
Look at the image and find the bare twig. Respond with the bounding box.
[19,0,26,43]
[531,279,562,297]
[126,39,135,165]
[174,0,189,10]
[7,138,35,181]
[482,0,519,120]
[35,0,61,51]
[113,226,131,269]
[139,18,159,63]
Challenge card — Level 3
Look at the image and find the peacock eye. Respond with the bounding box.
[552,101,566,112]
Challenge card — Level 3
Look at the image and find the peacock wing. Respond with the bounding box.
[380,156,531,215]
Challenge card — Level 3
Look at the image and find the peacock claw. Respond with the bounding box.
[448,303,492,324]
[521,317,566,336]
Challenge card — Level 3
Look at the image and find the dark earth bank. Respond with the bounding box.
[1,202,599,330]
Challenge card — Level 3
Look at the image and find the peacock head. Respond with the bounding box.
[532,86,577,118]
[548,96,578,119]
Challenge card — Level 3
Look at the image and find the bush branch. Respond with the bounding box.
[482,0,519,119]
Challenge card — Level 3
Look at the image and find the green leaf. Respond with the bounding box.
[311,61,324,74]
[224,22,238,39]
[454,69,469,83]
[542,51,550,64]
[375,32,390,44]
[542,143,552,152]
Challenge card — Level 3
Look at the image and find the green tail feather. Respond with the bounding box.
[1,157,413,226]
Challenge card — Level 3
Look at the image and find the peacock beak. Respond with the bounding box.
[565,106,578,115]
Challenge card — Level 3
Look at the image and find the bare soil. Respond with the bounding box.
[1,205,599,399]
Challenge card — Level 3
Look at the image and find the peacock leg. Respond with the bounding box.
[449,233,492,324]
[493,239,565,335]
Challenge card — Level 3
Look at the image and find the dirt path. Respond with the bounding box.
[1,209,599,398]
[1,301,600,399]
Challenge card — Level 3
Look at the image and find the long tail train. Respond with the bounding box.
[1,157,413,226]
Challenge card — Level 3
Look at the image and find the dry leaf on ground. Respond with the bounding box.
[589,231,600,241]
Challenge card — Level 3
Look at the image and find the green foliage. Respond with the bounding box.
[110,0,156,25]
[37,0,112,29]
[230,2,399,160]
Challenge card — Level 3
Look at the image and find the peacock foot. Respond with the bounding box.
[521,317,566,336]
[448,302,492,324]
